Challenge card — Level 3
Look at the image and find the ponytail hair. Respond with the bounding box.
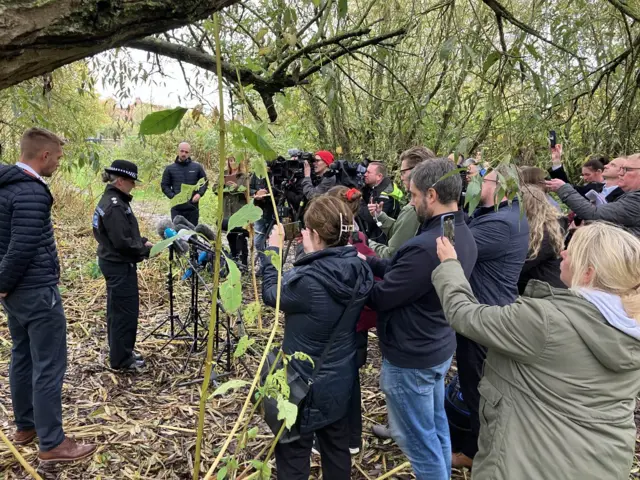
[326,185,361,216]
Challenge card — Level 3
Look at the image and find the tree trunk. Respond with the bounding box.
[0,0,238,90]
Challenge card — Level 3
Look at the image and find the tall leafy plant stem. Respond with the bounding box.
[203,92,286,480]
[193,13,228,480]
[236,66,262,330]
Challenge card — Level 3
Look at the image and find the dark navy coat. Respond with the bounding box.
[468,200,529,306]
[0,166,59,293]
[261,246,374,432]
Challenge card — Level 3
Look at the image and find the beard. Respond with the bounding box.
[415,199,431,223]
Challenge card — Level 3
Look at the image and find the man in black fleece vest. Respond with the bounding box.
[362,158,477,480]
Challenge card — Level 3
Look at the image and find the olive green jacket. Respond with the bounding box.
[368,204,420,259]
[432,259,640,480]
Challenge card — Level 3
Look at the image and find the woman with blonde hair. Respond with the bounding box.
[433,222,640,480]
[517,185,565,293]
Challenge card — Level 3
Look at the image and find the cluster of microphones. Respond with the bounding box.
[155,216,225,280]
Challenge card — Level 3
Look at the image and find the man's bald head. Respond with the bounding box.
[178,142,191,162]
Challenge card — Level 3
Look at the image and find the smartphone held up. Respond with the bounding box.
[441,213,455,246]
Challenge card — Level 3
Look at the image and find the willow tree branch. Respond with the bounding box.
[298,27,408,81]
[272,28,373,78]
[606,0,640,22]
[481,0,580,58]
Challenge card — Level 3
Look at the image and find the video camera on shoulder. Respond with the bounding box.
[326,159,367,189]
[268,149,314,186]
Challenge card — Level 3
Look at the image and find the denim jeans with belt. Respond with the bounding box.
[380,356,453,480]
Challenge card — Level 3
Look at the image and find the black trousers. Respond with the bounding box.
[347,330,368,449]
[3,286,67,451]
[171,204,199,226]
[275,415,351,480]
[227,227,249,265]
[99,259,140,369]
[454,333,487,458]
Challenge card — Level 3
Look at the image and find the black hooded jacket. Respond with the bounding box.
[161,157,208,208]
[0,165,60,293]
[261,246,374,432]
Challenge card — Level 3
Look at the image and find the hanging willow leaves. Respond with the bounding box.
[139,107,188,135]
[220,257,242,312]
[338,0,348,18]
[228,202,263,231]
[483,51,501,75]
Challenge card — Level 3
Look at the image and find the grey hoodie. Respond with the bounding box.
[578,288,640,341]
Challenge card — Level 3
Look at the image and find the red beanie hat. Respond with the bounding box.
[315,150,334,167]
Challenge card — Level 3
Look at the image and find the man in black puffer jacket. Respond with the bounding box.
[161,142,208,225]
[0,128,95,463]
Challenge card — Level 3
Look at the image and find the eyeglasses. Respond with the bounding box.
[622,166,640,174]
[400,167,414,174]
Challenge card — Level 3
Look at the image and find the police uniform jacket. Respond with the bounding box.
[93,185,151,263]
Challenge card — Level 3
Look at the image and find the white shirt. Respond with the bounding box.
[16,162,46,184]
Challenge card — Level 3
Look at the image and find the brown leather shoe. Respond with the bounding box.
[14,429,37,445]
[452,452,473,469]
[38,437,96,463]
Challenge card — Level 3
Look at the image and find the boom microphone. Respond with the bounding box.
[173,215,196,231]
[195,223,216,242]
[156,218,175,239]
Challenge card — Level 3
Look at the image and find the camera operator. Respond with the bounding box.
[262,197,374,479]
[93,160,152,371]
[302,150,337,199]
[359,161,403,244]
[250,172,272,253]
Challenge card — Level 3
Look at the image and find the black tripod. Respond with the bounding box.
[143,245,188,343]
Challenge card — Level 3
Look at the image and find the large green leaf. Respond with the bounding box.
[263,249,281,272]
[170,178,208,207]
[233,335,255,359]
[241,126,277,161]
[220,257,242,312]
[228,202,263,231]
[251,157,268,179]
[149,229,195,258]
[465,174,483,214]
[210,379,250,398]
[242,301,261,326]
[139,107,188,135]
[277,397,298,430]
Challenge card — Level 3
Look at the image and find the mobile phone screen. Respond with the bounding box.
[549,130,557,149]
[441,214,455,246]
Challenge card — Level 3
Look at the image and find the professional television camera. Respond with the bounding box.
[326,159,368,189]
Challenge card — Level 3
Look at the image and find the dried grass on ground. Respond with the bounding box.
[0,183,639,479]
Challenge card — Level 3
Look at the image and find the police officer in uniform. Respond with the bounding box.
[93,160,152,371]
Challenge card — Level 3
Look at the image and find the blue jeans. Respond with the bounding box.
[254,217,270,253]
[380,357,453,480]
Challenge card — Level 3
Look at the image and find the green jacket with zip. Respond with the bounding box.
[368,204,420,259]
[432,259,640,480]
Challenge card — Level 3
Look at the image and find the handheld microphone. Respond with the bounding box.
[195,223,216,242]
[173,215,197,231]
